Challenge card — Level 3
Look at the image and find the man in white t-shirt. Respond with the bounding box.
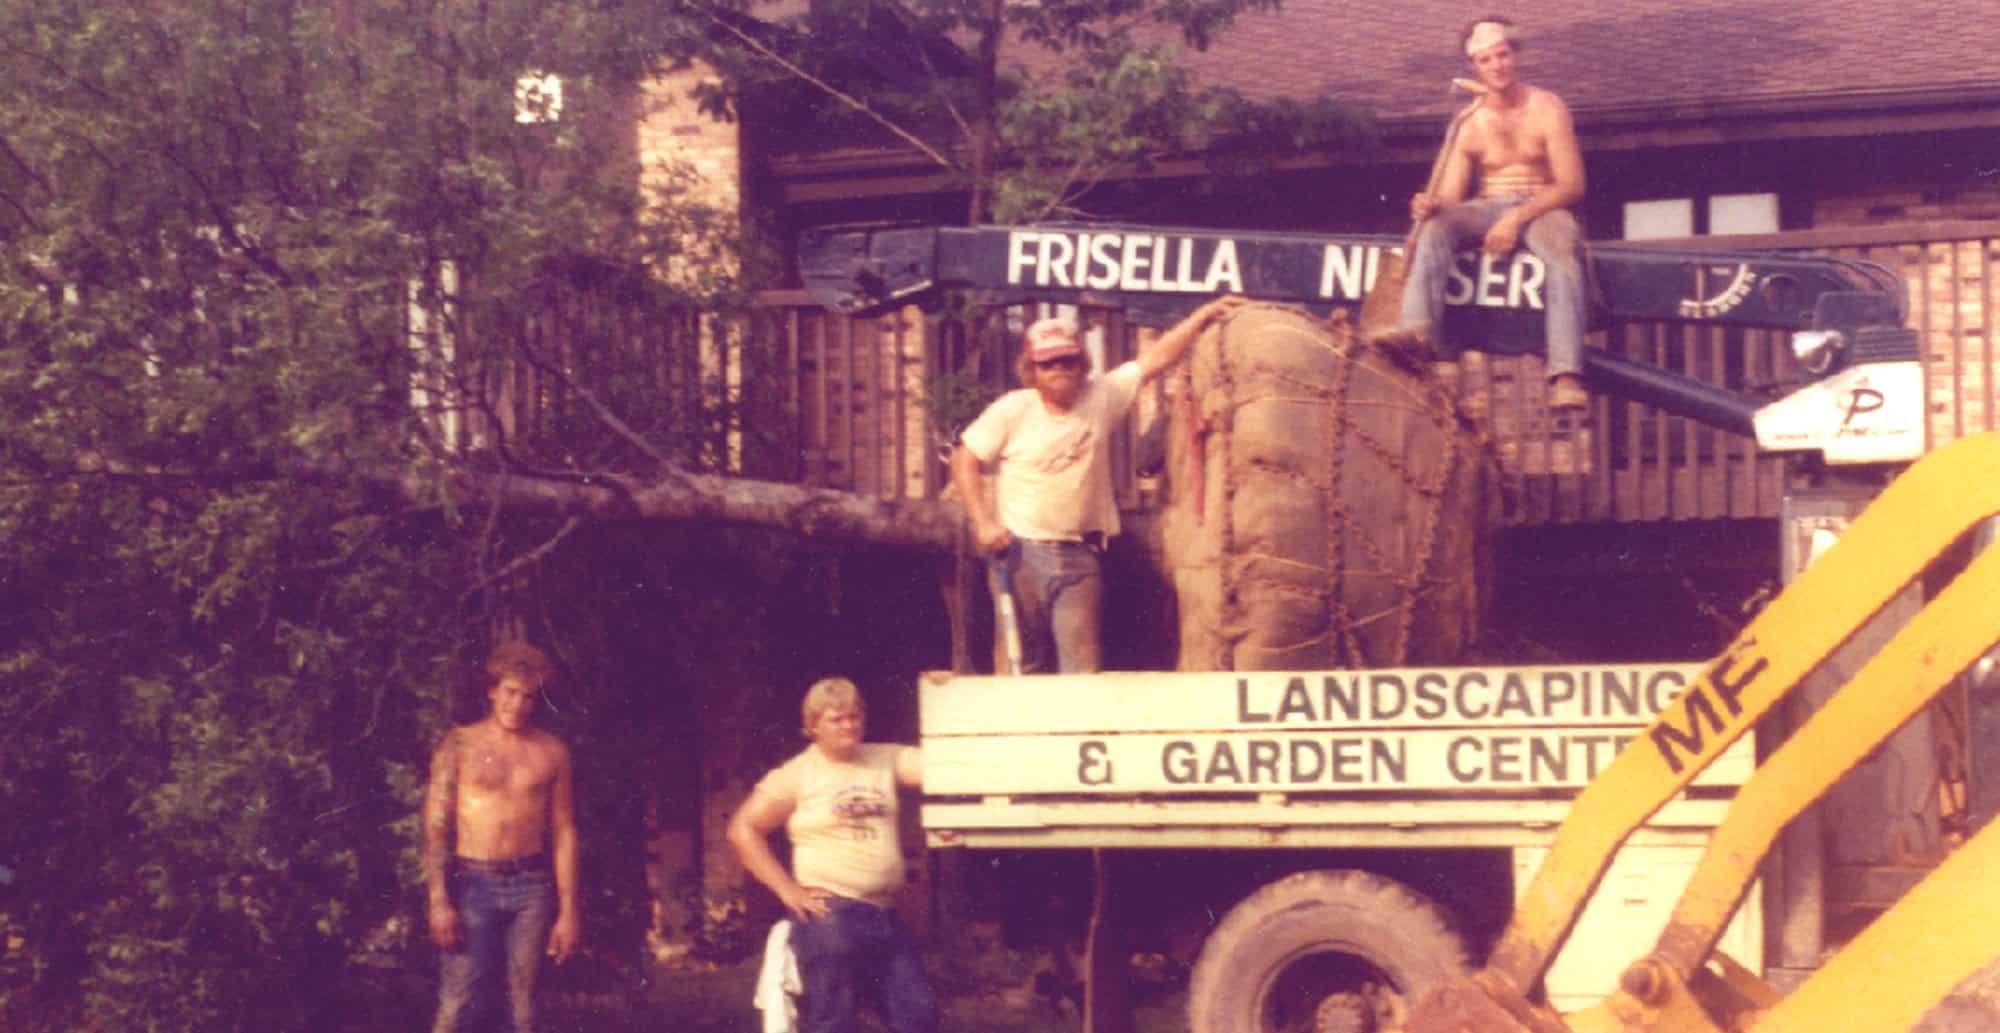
[728,677,930,1033]
[951,296,1247,673]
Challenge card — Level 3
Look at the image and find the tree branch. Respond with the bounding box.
[14,454,965,550]
[705,12,957,171]
[459,515,583,606]
[348,459,964,550]
[512,326,679,470]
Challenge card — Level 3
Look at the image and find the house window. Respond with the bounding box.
[409,260,462,449]
[1622,192,1779,239]
[515,72,563,124]
[1707,193,1779,235]
[1622,199,1693,240]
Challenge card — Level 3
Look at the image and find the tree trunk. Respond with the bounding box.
[340,461,965,550]
[966,0,1004,224]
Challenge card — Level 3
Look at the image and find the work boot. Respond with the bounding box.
[1548,373,1588,410]
[1366,324,1438,367]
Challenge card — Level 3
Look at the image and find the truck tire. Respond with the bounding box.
[1186,868,1469,1033]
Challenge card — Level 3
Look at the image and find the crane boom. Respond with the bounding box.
[798,222,1925,463]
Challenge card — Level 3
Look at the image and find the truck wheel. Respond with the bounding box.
[1187,869,1469,1033]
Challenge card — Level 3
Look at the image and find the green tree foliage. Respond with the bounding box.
[697,0,1375,451]
[0,1,761,1029]
[699,0,1373,222]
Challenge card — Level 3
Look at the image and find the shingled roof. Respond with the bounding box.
[770,0,2000,199]
[1163,0,2000,127]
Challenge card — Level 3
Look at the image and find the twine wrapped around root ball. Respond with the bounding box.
[1162,304,1490,672]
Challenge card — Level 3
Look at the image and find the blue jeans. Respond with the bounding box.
[790,897,937,1033]
[1400,196,1587,377]
[432,860,556,1033]
[991,539,1104,674]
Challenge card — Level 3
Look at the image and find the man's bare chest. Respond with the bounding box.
[1472,110,1545,166]
[460,740,554,795]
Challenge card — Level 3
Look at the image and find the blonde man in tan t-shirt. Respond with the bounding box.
[728,677,933,1033]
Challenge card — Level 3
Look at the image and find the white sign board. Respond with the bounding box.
[1753,360,1926,465]
[921,665,1752,796]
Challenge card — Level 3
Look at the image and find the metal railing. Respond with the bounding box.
[435,220,1999,529]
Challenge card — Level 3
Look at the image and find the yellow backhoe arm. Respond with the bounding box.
[1753,818,2000,1033]
[1566,537,2000,1031]
[1396,430,2000,1033]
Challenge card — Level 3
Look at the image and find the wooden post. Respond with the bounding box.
[1083,847,1134,1033]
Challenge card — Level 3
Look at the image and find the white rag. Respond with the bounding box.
[1464,20,1515,57]
[752,919,803,1033]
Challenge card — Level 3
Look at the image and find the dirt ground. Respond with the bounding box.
[628,951,2000,1033]
[357,940,2000,1031]
[355,946,1191,1033]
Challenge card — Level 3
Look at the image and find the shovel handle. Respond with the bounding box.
[988,554,1026,677]
[1401,98,1488,249]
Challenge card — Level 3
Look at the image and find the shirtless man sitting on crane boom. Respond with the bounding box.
[1370,14,1591,410]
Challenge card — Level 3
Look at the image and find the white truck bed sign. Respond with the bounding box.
[921,664,1750,796]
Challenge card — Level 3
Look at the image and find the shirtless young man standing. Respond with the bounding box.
[424,641,580,1033]
[1371,15,1591,408]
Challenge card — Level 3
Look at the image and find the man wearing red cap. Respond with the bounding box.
[1370,14,1590,409]
[950,296,1246,673]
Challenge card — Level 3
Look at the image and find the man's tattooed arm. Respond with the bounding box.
[423,731,462,947]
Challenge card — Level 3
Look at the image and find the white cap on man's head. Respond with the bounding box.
[1023,317,1083,361]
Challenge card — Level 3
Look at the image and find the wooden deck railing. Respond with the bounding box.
[756,220,2000,528]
